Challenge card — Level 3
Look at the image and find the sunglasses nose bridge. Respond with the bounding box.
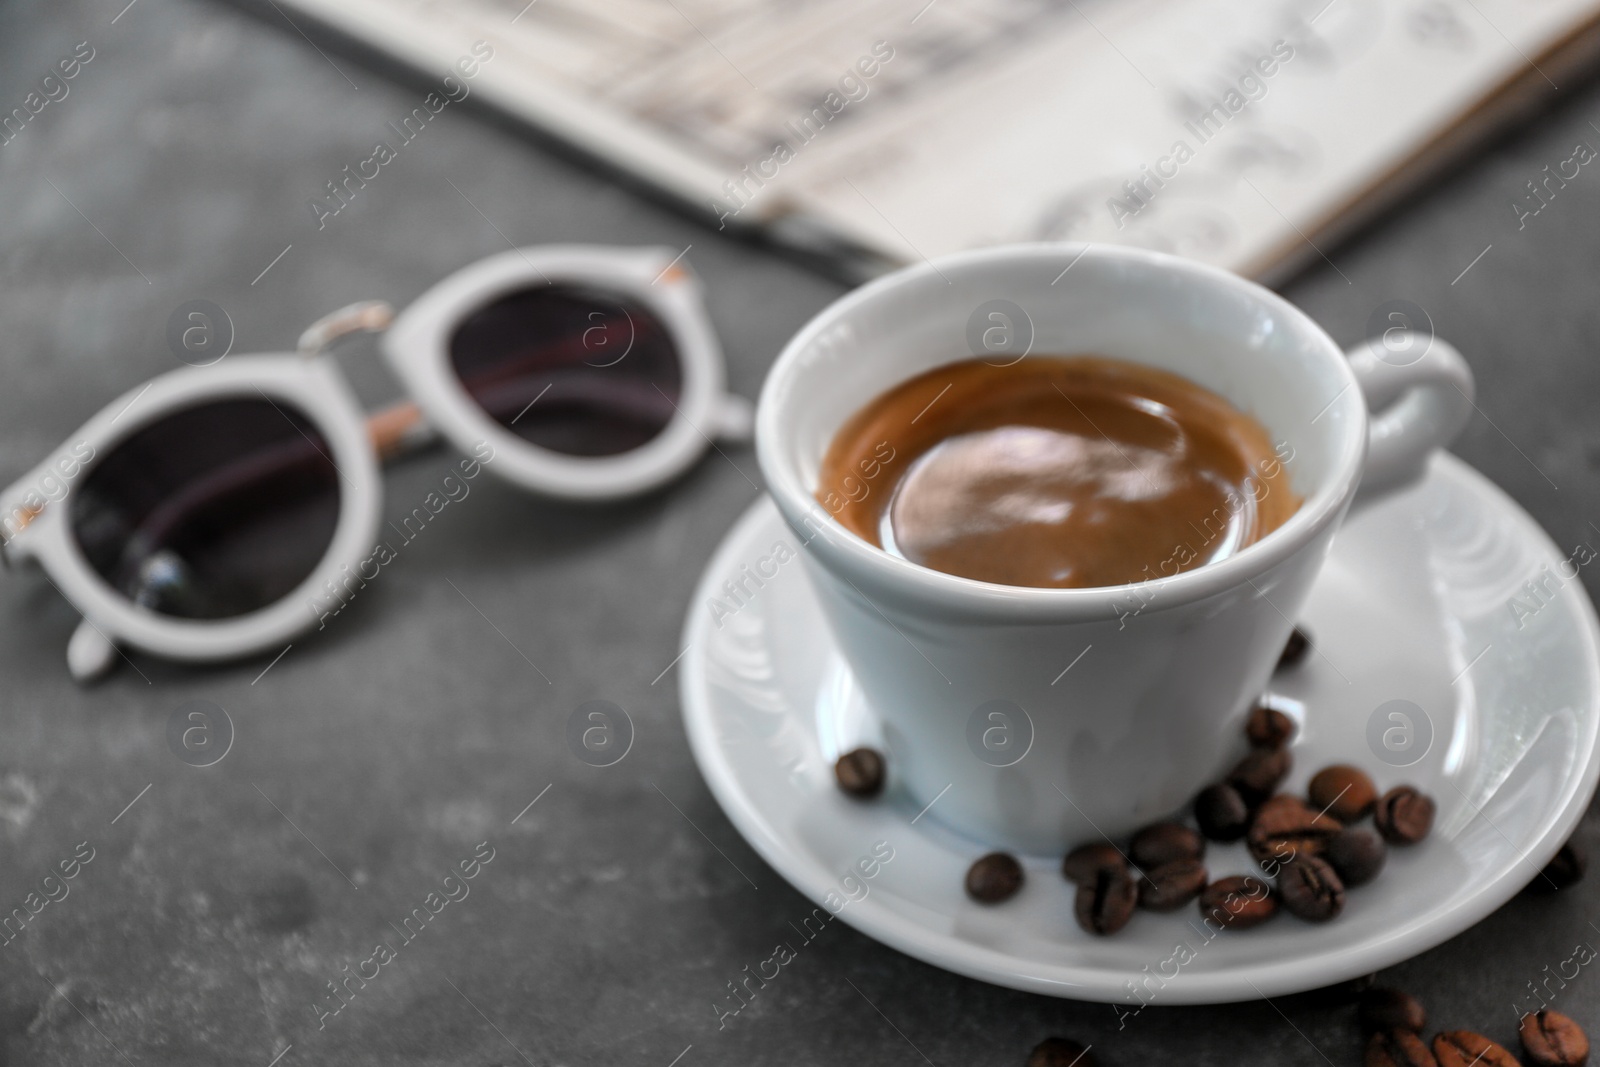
[297,301,395,358]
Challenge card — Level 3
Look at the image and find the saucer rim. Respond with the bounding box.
[679,453,1600,1004]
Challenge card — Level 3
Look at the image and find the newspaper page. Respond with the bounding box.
[281,0,1600,277]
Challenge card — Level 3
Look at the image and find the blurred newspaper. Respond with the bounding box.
[282,0,1600,280]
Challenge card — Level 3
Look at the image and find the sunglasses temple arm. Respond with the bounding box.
[0,468,118,681]
[67,618,119,683]
[0,470,50,569]
[367,400,440,464]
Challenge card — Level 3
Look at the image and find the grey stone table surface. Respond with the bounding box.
[1,0,1599,1064]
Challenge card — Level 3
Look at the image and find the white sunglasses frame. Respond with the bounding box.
[2,354,383,681]
[384,244,750,500]
[0,245,749,681]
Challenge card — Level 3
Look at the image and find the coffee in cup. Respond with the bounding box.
[817,355,1299,589]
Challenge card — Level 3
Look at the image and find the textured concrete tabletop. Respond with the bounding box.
[1,1,1599,1064]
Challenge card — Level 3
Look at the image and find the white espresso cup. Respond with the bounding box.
[755,244,1475,853]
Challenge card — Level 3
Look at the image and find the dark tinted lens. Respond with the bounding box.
[448,283,683,456]
[70,397,341,619]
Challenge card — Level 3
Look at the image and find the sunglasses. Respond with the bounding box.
[0,245,752,682]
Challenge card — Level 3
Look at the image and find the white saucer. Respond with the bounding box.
[678,454,1600,1004]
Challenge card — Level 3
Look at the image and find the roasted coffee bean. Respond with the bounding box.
[1074,868,1138,936]
[1129,821,1205,868]
[1328,827,1388,887]
[1360,988,1427,1034]
[834,747,885,797]
[1247,701,1296,748]
[1375,786,1436,845]
[1195,782,1252,842]
[1138,858,1208,912]
[1366,1029,1440,1067]
[1198,874,1277,930]
[1062,842,1126,887]
[1433,1031,1521,1067]
[1309,764,1379,822]
[1278,626,1311,669]
[1228,745,1292,805]
[965,852,1023,903]
[1277,855,1345,922]
[1247,794,1341,865]
[1520,1009,1589,1067]
[1527,842,1587,894]
[1027,1037,1099,1067]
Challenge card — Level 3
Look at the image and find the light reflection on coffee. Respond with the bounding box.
[817,356,1298,589]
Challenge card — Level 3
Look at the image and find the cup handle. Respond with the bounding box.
[1344,333,1475,507]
